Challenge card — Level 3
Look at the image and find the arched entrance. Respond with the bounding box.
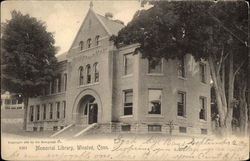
[77,95,98,124]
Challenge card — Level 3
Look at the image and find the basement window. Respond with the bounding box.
[201,128,207,135]
[179,127,187,133]
[121,125,131,132]
[148,125,162,132]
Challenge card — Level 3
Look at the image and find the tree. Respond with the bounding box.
[234,63,248,136]
[111,1,248,135]
[1,11,58,130]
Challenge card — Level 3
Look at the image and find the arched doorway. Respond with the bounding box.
[77,95,98,124]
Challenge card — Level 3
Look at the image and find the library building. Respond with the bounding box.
[26,3,211,136]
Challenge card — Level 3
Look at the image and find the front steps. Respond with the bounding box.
[50,123,97,138]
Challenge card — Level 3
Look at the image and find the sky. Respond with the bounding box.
[1,0,152,55]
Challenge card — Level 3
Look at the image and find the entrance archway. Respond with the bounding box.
[77,95,98,124]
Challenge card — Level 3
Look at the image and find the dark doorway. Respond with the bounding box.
[88,103,98,124]
[77,95,98,125]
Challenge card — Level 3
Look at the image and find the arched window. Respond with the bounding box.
[79,66,84,85]
[95,35,100,46]
[86,64,91,84]
[79,41,84,51]
[93,63,99,82]
[87,38,91,48]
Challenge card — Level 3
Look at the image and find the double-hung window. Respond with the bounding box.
[177,92,186,117]
[177,57,185,77]
[148,89,162,114]
[36,105,40,121]
[148,57,162,74]
[42,104,46,120]
[49,103,53,119]
[30,106,34,122]
[56,102,60,119]
[199,97,206,120]
[124,53,133,75]
[124,90,133,115]
[200,63,206,83]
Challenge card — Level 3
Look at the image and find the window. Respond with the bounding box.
[148,57,162,73]
[49,103,53,119]
[64,74,67,91]
[36,105,40,121]
[40,127,44,131]
[199,97,206,120]
[42,104,46,120]
[56,102,60,119]
[5,106,10,109]
[95,35,100,46]
[201,128,207,134]
[200,63,206,83]
[60,126,64,129]
[57,74,61,93]
[124,90,133,115]
[63,101,66,118]
[148,89,162,114]
[17,98,23,104]
[86,65,91,84]
[5,99,11,105]
[93,63,99,82]
[121,125,131,131]
[148,125,162,132]
[33,127,37,131]
[50,81,54,94]
[177,92,186,117]
[124,53,133,75]
[53,126,58,131]
[45,84,50,95]
[54,79,58,93]
[87,38,91,48]
[177,56,185,77]
[30,106,34,122]
[79,41,84,51]
[11,99,17,105]
[79,67,84,85]
[179,127,187,133]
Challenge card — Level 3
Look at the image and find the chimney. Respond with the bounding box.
[105,12,113,19]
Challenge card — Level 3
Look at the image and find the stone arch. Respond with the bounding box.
[72,88,103,124]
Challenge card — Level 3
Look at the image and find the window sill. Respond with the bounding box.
[178,76,187,80]
[79,82,100,88]
[146,114,164,118]
[177,116,187,120]
[199,119,207,122]
[42,92,66,97]
[146,73,164,76]
[79,45,100,53]
[122,74,133,79]
[120,115,133,119]
[148,131,162,133]
[200,81,207,85]
[31,119,65,123]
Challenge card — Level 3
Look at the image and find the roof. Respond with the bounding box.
[56,52,67,62]
[96,13,125,36]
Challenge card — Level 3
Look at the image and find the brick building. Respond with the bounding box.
[26,4,211,135]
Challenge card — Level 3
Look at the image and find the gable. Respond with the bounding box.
[68,9,110,54]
